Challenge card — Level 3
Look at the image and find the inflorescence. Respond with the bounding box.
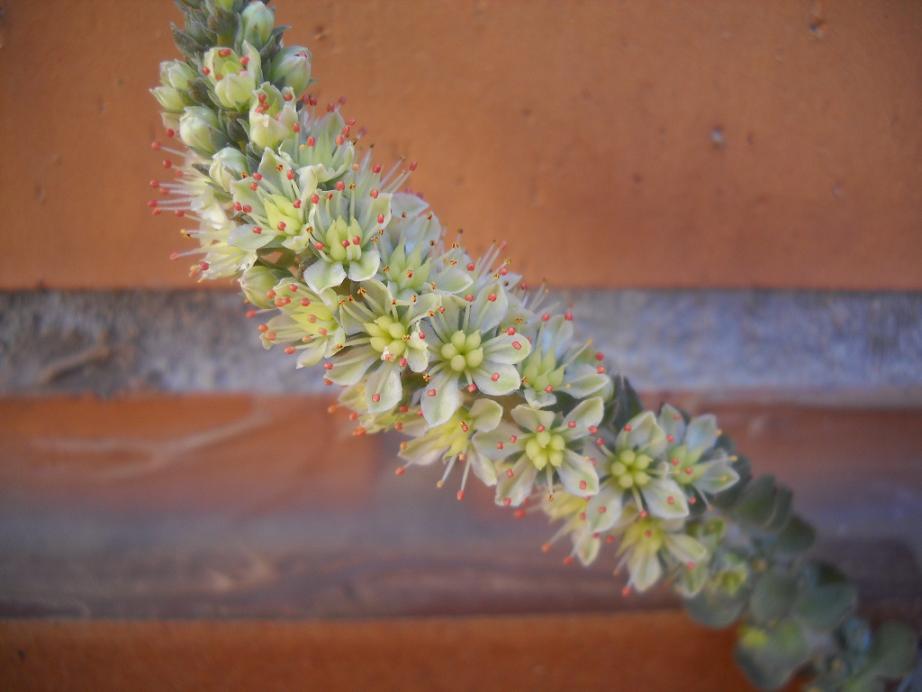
[149,2,917,688]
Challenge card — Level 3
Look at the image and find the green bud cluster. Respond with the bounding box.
[149,2,919,690]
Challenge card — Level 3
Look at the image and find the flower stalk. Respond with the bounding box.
[149,2,919,688]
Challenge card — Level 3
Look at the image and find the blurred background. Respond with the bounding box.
[1,0,921,689]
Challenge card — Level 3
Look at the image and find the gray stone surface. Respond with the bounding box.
[2,289,921,402]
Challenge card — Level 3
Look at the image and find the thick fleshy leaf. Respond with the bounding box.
[658,403,687,443]
[557,450,600,497]
[696,460,740,494]
[494,454,537,507]
[472,422,525,462]
[616,410,667,457]
[365,362,402,413]
[469,399,503,432]
[420,370,461,426]
[303,258,347,292]
[467,449,498,487]
[347,249,381,283]
[643,477,690,519]
[664,533,709,566]
[561,397,604,440]
[627,543,663,592]
[482,333,532,365]
[510,405,556,433]
[686,414,719,454]
[327,345,376,386]
[574,530,601,567]
[470,283,508,332]
[472,363,521,396]
[585,484,624,533]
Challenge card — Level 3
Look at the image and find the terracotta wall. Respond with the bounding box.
[1,0,920,290]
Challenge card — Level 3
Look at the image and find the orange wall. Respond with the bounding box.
[1,0,920,289]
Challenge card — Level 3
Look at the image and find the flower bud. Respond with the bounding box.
[159,60,195,90]
[248,83,299,150]
[209,147,249,191]
[179,106,227,155]
[150,85,187,113]
[270,46,312,96]
[240,266,286,308]
[240,2,274,47]
[203,44,261,112]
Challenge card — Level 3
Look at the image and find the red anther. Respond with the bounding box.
[311,194,320,204]
[467,383,477,393]
[371,393,381,403]
[564,310,574,321]
[150,140,161,150]
[277,221,286,231]
[175,210,185,218]
[257,92,267,103]
[162,159,172,169]
[214,73,224,82]
[249,182,258,191]
[427,388,437,397]
[287,284,298,292]
[503,497,512,507]
[595,437,605,446]
[580,512,587,521]
[258,324,269,333]
[666,434,675,443]
[199,261,209,271]
[234,202,243,211]
[667,496,675,505]
[240,55,250,67]
[266,290,276,299]
[464,294,474,302]
[506,327,516,335]
[306,136,316,147]
[323,378,333,385]
[689,496,697,505]
[595,352,604,361]
[544,385,553,393]
[621,586,631,597]
[218,47,232,57]
[505,469,514,478]
[372,164,382,174]
[291,123,300,133]
[639,510,648,518]
[395,467,406,476]
[456,490,465,501]
[398,405,409,413]
[252,226,262,234]
[202,66,211,76]
[351,235,361,245]
[643,530,653,539]
[169,252,180,260]
[567,420,576,429]
[283,91,293,101]
[670,458,679,466]
[165,128,175,138]
[491,372,500,382]
[409,161,418,171]
[509,435,518,443]
[338,239,349,249]
[513,509,526,519]
[606,535,615,544]
[596,366,606,374]
[242,204,252,213]
[245,310,257,319]
[287,170,296,180]
[370,189,379,199]
[599,505,608,514]
[300,298,312,307]
[341,125,351,137]
[536,425,546,433]
[284,346,296,355]
[496,442,505,450]
[588,426,598,434]
[624,424,633,432]
[511,341,522,350]
[253,173,263,181]
[579,480,588,490]
[541,543,551,554]
[293,199,302,208]
[149,179,160,188]
[323,362,333,370]
[499,266,508,276]
[147,200,158,208]
[335,135,345,146]
[487,293,496,302]
[684,467,694,475]
[541,313,550,321]
[314,242,325,251]
[562,556,574,566]
[376,213,385,224]
[399,358,408,367]
[466,262,476,271]
[335,181,345,191]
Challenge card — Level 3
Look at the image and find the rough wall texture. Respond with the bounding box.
[1,0,920,289]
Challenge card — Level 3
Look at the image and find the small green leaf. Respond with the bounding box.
[794,582,856,632]
[735,619,811,690]
[865,621,918,678]
[750,569,799,624]
[774,515,816,555]
[684,588,746,629]
[765,486,793,532]
[732,475,777,527]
